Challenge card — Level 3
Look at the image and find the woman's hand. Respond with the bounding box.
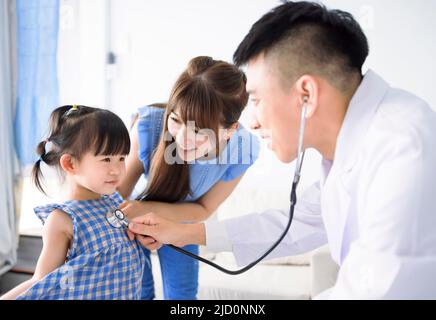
[127,212,206,248]
[119,200,153,220]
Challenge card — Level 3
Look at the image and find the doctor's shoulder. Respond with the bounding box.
[370,88,436,151]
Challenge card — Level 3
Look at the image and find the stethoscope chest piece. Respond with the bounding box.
[106,209,129,228]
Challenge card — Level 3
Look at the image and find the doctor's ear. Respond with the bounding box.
[294,75,319,119]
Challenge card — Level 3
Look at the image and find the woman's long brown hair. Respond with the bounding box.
[138,56,248,203]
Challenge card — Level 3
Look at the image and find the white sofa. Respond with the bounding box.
[150,244,338,300]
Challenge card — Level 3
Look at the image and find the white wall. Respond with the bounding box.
[107,0,279,123]
[58,0,436,116]
[58,0,107,107]
[322,0,436,110]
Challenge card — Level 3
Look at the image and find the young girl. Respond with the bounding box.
[117,56,260,300]
[0,105,145,300]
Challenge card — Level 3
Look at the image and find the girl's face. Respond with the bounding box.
[167,110,227,162]
[71,152,127,196]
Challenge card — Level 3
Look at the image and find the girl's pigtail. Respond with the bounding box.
[32,140,48,195]
[32,105,72,194]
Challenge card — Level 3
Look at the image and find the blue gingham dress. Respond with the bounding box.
[16,193,145,300]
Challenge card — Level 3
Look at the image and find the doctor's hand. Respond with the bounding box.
[126,226,162,251]
[127,212,206,248]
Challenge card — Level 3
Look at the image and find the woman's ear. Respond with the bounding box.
[225,123,239,140]
[60,154,76,175]
[294,75,319,119]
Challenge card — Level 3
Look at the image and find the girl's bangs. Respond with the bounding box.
[87,112,131,156]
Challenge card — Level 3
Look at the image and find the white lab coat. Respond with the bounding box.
[205,70,436,299]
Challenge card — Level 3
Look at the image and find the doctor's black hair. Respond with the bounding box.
[233,1,369,90]
[32,105,130,194]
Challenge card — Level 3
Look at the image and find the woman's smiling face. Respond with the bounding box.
[167,109,218,162]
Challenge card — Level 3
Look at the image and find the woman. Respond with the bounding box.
[118,56,259,300]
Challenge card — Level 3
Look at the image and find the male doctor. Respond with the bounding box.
[128,1,436,299]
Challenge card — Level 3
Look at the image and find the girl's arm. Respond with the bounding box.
[117,119,144,199]
[121,174,244,223]
[0,210,72,300]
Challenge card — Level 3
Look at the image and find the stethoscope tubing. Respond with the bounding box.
[165,179,300,275]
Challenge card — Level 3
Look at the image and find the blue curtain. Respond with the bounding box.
[14,0,60,166]
[0,0,18,277]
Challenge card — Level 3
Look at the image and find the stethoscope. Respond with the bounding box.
[106,98,308,275]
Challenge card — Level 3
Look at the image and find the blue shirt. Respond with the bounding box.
[136,105,259,201]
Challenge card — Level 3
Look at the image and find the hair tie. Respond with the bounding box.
[63,104,80,118]
[38,140,54,164]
